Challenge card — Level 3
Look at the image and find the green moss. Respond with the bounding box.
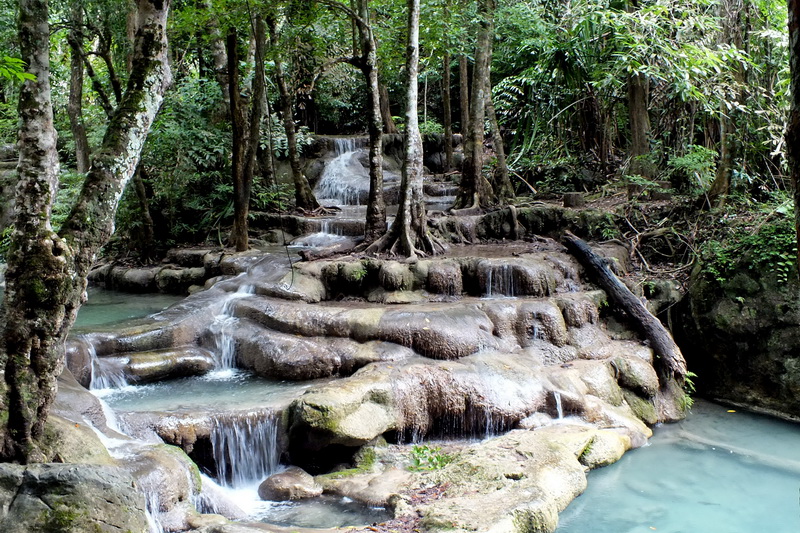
[622,389,658,425]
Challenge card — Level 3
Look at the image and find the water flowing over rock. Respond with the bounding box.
[211,411,281,488]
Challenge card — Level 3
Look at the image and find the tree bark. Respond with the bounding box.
[442,51,454,171]
[2,0,171,463]
[458,54,469,133]
[380,83,399,134]
[132,166,155,256]
[366,0,438,258]
[267,19,319,212]
[788,0,800,270]
[67,2,91,174]
[454,0,494,209]
[486,95,513,201]
[627,72,652,178]
[562,232,686,384]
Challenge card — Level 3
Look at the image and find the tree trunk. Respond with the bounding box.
[708,0,745,206]
[2,0,170,463]
[486,95,513,201]
[357,0,387,243]
[227,29,250,251]
[627,72,652,178]
[202,0,230,110]
[67,2,90,174]
[366,0,438,259]
[380,83,398,134]
[268,19,319,212]
[562,232,686,384]
[132,166,155,256]
[788,0,800,270]
[458,54,469,133]
[454,0,494,209]
[442,51,454,171]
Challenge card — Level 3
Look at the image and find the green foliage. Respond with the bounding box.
[700,198,797,286]
[0,56,34,81]
[419,120,444,135]
[667,145,717,193]
[265,114,314,158]
[51,171,86,233]
[0,101,17,144]
[680,371,698,411]
[408,444,452,472]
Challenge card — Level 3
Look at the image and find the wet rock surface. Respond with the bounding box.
[64,236,685,533]
[258,467,322,501]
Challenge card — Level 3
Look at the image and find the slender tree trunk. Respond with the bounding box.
[459,54,469,133]
[486,95,513,201]
[788,0,800,270]
[367,0,438,258]
[67,2,90,174]
[380,83,399,134]
[132,166,155,255]
[442,51,454,171]
[202,0,229,110]
[227,29,250,251]
[455,0,494,209]
[268,19,319,212]
[357,0,386,243]
[2,0,170,463]
[708,0,744,205]
[627,72,651,177]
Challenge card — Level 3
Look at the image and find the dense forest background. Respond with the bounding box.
[0,0,794,276]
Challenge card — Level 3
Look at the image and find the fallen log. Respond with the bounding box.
[563,231,687,385]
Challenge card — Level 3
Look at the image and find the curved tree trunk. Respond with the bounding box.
[2,0,171,463]
[454,0,494,209]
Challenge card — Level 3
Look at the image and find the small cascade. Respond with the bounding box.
[485,264,516,298]
[144,489,165,533]
[209,285,255,371]
[88,343,129,391]
[211,410,281,488]
[315,138,370,206]
[554,391,564,420]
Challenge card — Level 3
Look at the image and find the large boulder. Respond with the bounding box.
[0,464,149,533]
[682,266,800,417]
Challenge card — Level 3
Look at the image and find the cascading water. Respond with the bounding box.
[210,410,281,488]
[314,138,370,206]
[554,391,564,420]
[88,342,130,390]
[485,264,516,298]
[209,285,255,371]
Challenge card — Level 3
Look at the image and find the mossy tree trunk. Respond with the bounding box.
[1,0,170,463]
[458,54,469,133]
[442,50,454,171]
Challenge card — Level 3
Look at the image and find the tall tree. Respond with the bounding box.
[66,1,90,174]
[367,0,439,258]
[267,15,320,212]
[227,15,267,252]
[454,0,495,209]
[1,0,170,462]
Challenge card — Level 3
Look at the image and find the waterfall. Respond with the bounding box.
[209,285,254,371]
[88,343,129,391]
[485,264,516,298]
[554,391,564,420]
[211,410,281,488]
[144,489,165,533]
[314,138,369,206]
